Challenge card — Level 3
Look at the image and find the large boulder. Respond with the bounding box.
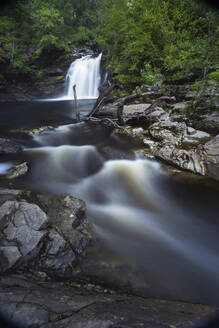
[194,112,219,134]
[154,143,205,175]
[182,127,211,145]
[0,189,93,278]
[0,200,49,273]
[23,192,92,278]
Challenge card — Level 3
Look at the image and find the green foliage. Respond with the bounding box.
[140,63,160,85]
[11,58,30,73]
[207,71,219,82]
[0,0,218,94]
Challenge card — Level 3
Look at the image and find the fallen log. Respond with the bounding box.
[88,83,115,118]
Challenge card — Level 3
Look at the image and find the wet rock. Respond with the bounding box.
[98,145,135,160]
[123,103,151,116]
[131,127,145,138]
[194,112,219,134]
[145,107,169,124]
[0,200,49,273]
[150,120,187,135]
[149,121,185,145]
[0,274,218,328]
[203,135,219,180]
[154,143,205,175]
[6,162,28,179]
[38,228,77,278]
[150,127,180,144]
[172,101,190,112]
[0,189,93,277]
[143,138,158,151]
[124,104,170,125]
[23,193,92,276]
[95,105,118,118]
[182,129,211,145]
[0,188,25,206]
[187,126,196,135]
[0,138,23,154]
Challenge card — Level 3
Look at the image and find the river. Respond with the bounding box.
[0,53,219,307]
[0,100,219,305]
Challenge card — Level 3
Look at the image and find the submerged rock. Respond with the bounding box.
[6,162,28,179]
[0,138,23,154]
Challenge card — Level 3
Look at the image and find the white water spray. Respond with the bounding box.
[64,53,102,99]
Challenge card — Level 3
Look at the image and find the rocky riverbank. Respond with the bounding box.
[94,83,219,181]
[0,77,219,327]
[0,187,219,328]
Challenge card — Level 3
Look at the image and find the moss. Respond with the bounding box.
[55,75,65,80]
[207,71,219,82]
[36,70,44,79]
[190,80,202,91]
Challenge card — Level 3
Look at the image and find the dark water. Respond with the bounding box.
[0,99,96,129]
[0,100,219,306]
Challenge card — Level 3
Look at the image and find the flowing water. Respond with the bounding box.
[1,121,219,305]
[61,53,102,100]
[0,52,219,306]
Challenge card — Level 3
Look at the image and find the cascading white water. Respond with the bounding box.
[65,53,102,99]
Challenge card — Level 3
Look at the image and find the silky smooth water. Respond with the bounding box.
[63,53,102,99]
[2,121,218,305]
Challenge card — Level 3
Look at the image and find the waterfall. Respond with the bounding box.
[65,53,102,99]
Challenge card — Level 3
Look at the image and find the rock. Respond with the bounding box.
[143,138,158,151]
[149,121,186,145]
[172,102,190,112]
[163,84,190,101]
[98,144,135,160]
[0,274,218,328]
[123,103,151,116]
[154,143,205,175]
[0,246,22,269]
[22,193,92,277]
[0,200,49,273]
[131,127,145,138]
[145,107,169,124]
[0,189,93,277]
[38,228,77,278]
[182,129,211,145]
[194,112,219,134]
[0,138,23,154]
[187,127,196,135]
[150,120,187,135]
[96,105,118,118]
[6,162,28,179]
[202,135,219,180]
[150,127,179,144]
[0,188,25,206]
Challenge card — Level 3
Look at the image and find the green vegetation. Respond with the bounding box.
[0,0,218,91]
